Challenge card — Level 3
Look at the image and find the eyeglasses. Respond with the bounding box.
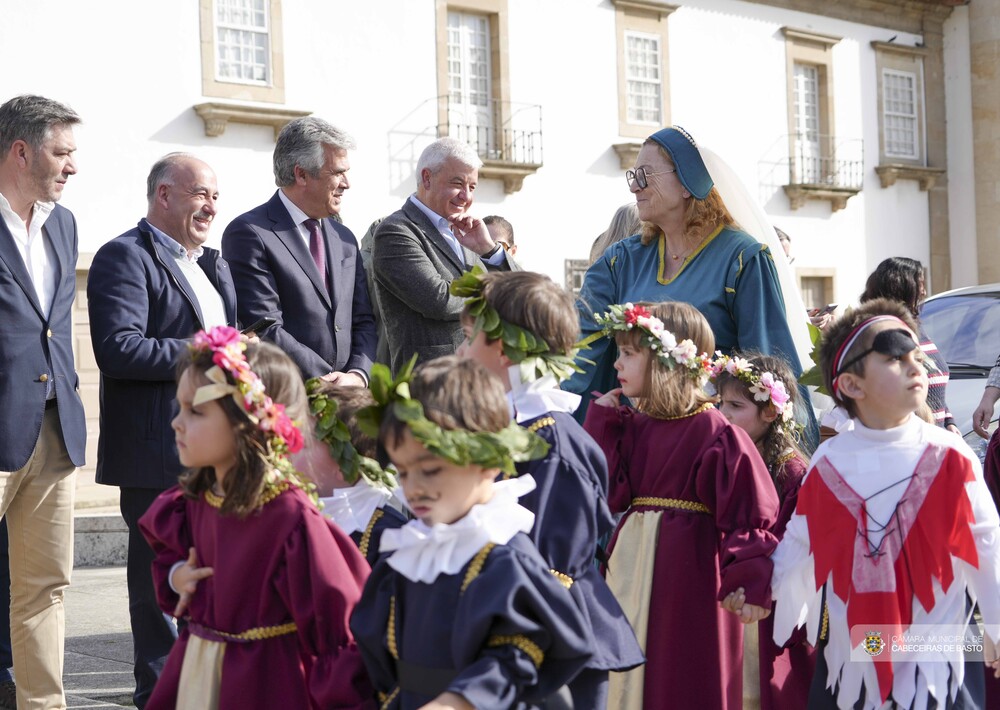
[625,166,676,191]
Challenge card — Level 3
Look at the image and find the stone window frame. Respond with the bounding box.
[199,0,286,104]
[873,41,928,168]
[612,0,677,140]
[782,28,840,180]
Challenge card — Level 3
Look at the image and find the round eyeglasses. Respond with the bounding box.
[625,166,676,191]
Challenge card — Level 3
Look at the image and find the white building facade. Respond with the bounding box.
[0,0,983,474]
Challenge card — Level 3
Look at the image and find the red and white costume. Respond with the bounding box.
[772,415,1000,710]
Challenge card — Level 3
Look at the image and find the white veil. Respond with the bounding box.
[697,146,836,415]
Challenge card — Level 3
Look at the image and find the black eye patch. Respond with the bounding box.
[840,329,917,372]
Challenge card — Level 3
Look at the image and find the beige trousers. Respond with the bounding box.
[1,406,76,710]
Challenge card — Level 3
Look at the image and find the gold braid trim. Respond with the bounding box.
[632,496,711,514]
[659,401,715,421]
[820,602,829,641]
[359,508,385,559]
[460,543,497,595]
[549,569,574,589]
[201,620,296,642]
[527,417,555,433]
[378,687,399,710]
[775,450,797,467]
[203,482,289,510]
[387,596,398,659]
[487,634,544,668]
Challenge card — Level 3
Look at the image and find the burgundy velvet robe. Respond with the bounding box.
[139,485,375,709]
[758,454,816,710]
[584,404,778,710]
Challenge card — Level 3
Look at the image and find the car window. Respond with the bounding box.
[921,294,1000,367]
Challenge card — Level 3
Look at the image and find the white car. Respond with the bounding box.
[920,283,1000,462]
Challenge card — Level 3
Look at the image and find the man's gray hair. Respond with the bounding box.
[146,152,196,204]
[273,117,356,187]
[415,137,483,186]
[0,94,80,158]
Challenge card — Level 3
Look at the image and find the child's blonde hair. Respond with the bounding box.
[178,341,307,517]
[615,301,716,419]
[715,351,804,481]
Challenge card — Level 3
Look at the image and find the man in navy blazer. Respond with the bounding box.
[223,117,376,384]
[0,94,87,710]
[87,154,237,708]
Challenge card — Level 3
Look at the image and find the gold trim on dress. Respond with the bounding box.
[631,496,711,514]
[379,686,399,710]
[388,596,398,660]
[820,602,829,641]
[203,481,289,510]
[549,569,574,589]
[487,634,544,668]
[460,542,497,595]
[198,620,297,642]
[656,223,725,285]
[660,401,714,421]
[360,508,385,559]
[527,417,555,433]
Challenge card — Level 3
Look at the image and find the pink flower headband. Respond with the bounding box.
[190,326,304,456]
[595,303,712,383]
[710,353,798,436]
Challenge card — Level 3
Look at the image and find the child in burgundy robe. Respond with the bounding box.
[584,301,779,710]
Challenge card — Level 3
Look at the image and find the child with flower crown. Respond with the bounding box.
[295,381,408,566]
[712,351,816,710]
[451,269,644,709]
[138,326,374,710]
[349,356,594,710]
[583,301,779,710]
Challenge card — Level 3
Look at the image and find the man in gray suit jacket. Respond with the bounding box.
[372,138,519,374]
[0,94,87,710]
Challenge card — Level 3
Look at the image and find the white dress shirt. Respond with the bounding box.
[408,195,506,267]
[0,192,57,317]
[147,223,227,329]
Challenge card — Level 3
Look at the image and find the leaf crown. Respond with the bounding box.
[305,378,396,490]
[450,266,583,384]
[356,356,550,476]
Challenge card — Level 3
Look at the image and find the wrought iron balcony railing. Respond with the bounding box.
[438,96,543,167]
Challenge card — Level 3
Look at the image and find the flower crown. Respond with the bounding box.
[709,353,800,438]
[356,356,550,476]
[594,303,712,382]
[190,326,316,503]
[305,378,396,491]
[450,267,583,384]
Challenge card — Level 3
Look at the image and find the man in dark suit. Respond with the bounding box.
[87,153,237,708]
[0,94,87,710]
[223,117,376,384]
[371,137,519,374]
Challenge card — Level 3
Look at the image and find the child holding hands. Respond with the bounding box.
[139,327,373,709]
[584,301,779,710]
[350,356,593,710]
[771,298,1000,709]
[713,352,815,709]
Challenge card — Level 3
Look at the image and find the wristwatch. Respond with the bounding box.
[482,242,503,259]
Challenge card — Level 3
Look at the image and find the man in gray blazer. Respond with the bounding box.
[0,94,87,710]
[372,138,519,374]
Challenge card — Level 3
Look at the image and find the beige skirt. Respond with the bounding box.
[176,635,227,710]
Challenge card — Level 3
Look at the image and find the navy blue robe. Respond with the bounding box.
[351,533,592,709]
[513,413,644,690]
[349,504,408,567]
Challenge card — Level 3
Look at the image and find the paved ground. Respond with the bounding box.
[64,566,134,708]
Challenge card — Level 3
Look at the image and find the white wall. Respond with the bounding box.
[0,0,959,303]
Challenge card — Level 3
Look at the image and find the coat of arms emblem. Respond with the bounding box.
[863,630,885,657]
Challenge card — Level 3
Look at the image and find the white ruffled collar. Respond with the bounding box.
[318,479,394,535]
[380,476,537,583]
[507,368,580,423]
